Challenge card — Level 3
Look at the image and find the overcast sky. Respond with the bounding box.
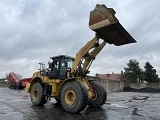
[0,0,160,78]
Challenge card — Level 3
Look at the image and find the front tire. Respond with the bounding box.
[88,81,107,107]
[60,82,88,113]
[30,82,47,106]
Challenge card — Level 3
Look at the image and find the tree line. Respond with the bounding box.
[123,59,160,83]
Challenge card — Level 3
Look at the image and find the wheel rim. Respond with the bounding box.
[33,89,38,99]
[91,90,97,101]
[65,90,76,105]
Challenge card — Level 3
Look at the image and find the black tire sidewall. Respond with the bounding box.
[30,82,43,105]
[60,82,87,113]
[88,82,107,107]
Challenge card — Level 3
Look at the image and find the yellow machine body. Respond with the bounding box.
[26,4,136,113]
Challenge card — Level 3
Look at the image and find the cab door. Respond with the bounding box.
[48,58,60,79]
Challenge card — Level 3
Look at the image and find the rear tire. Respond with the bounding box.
[88,81,107,107]
[30,82,47,106]
[60,82,88,113]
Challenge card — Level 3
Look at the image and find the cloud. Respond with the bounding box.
[0,0,160,78]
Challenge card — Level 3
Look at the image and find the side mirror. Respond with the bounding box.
[67,67,71,72]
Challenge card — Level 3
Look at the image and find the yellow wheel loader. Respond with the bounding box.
[25,4,136,113]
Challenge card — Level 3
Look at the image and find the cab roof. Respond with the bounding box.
[50,55,75,60]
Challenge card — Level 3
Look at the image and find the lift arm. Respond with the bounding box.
[71,36,106,77]
[71,4,136,78]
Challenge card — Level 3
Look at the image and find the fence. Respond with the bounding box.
[2,77,160,92]
[88,76,160,92]
[97,79,124,92]
[87,76,124,92]
[124,82,160,89]
[0,82,8,87]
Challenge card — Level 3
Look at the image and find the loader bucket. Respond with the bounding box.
[89,4,136,46]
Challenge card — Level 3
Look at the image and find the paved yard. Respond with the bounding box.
[0,87,160,120]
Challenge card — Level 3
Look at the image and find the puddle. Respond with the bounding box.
[23,95,29,97]
[132,96,149,101]
[0,112,6,114]
[110,104,128,108]
[105,103,111,105]
[21,95,29,99]
[132,108,144,116]
[21,97,29,99]
[128,100,133,102]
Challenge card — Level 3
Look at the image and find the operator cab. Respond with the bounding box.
[48,55,74,80]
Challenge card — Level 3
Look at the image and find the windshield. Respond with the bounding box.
[65,58,74,68]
